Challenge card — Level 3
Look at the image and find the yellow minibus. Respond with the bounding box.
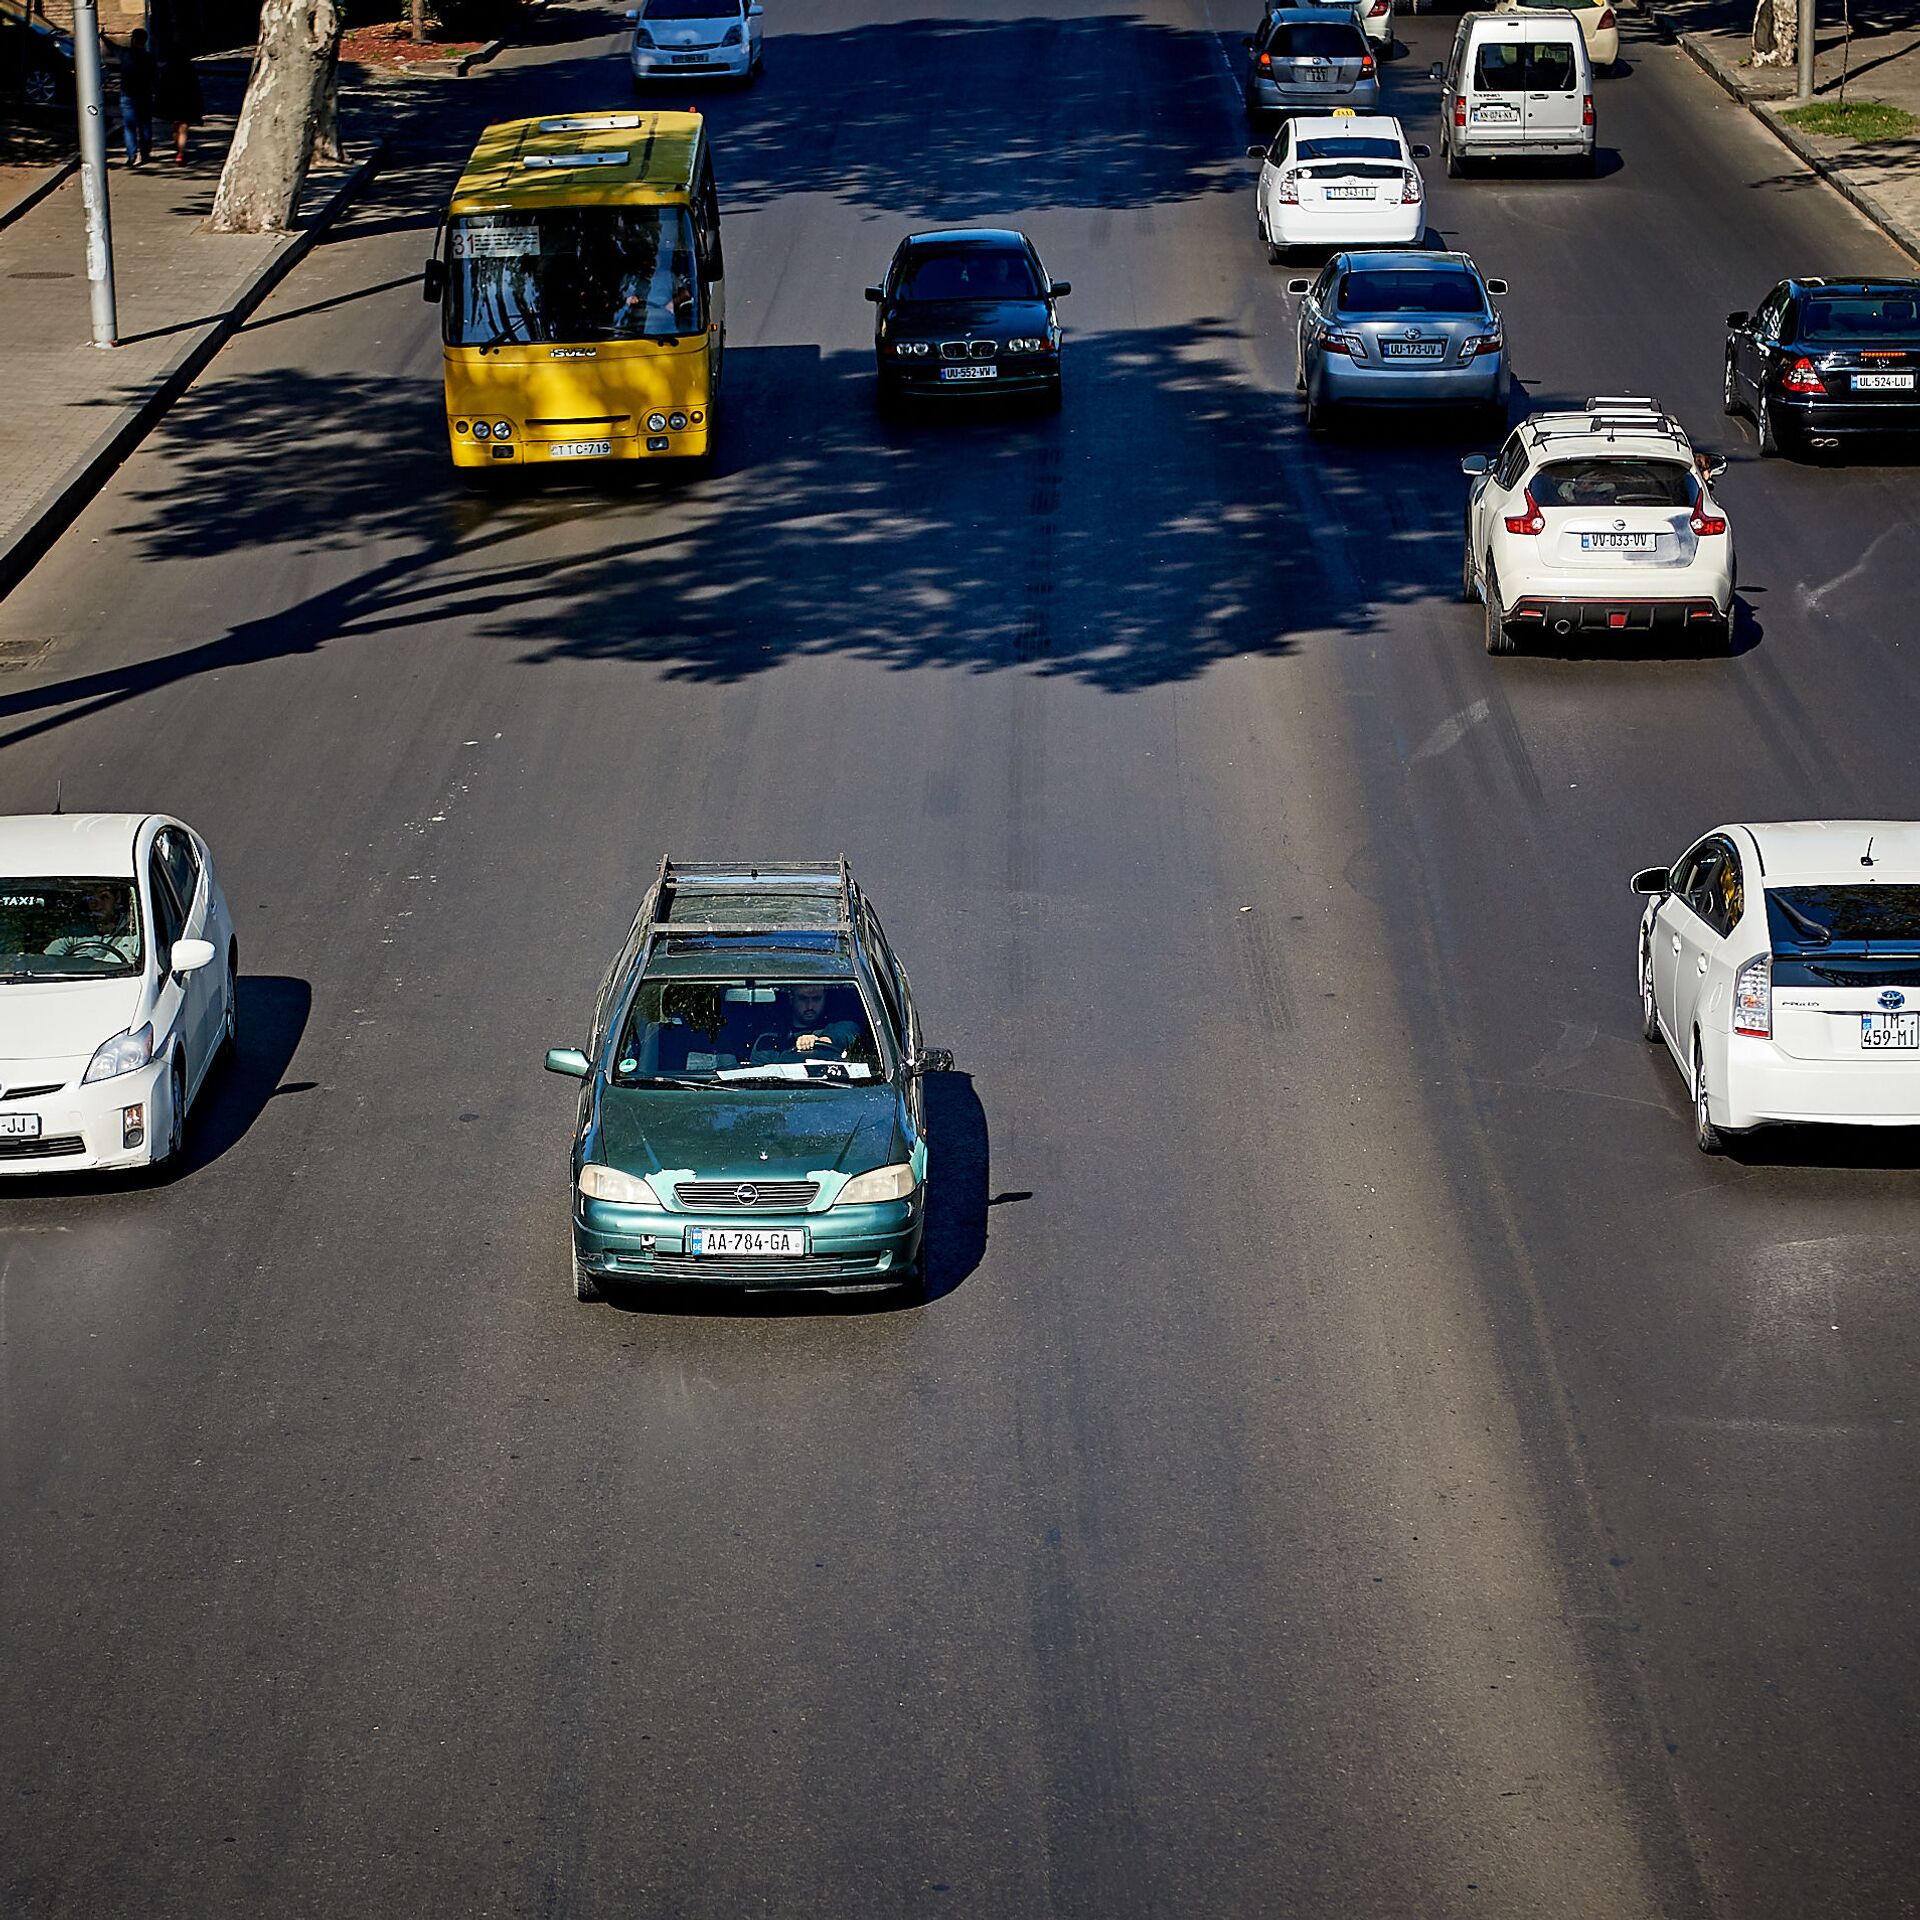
[424,110,724,473]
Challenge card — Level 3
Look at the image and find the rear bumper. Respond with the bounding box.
[1316,356,1506,406]
[1270,203,1423,248]
[1454,132,1593,159]
[1721,1043,1920,1131]
[574,1194,923,1289]
[1505,594,1731,635]
[1774,396,1920,437]
[1249,79,1382,115]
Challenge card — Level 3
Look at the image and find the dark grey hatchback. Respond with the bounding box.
[867,228,1070,409]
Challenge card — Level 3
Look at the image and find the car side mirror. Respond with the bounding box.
[1629,867,1672,896]
[1460,453,1490,476]
[1704,453,1728,480]
[1428,61,1445,79]
[625,7,638,14]
[1725,310,1750,329]
[1285,277,1311,295]
[422,258,445,303]
[1246,142,1268,157]
[1485,277,1509,296]
[1409,142,1431,158]
[169,937,215,976]
[545,1047,591,1079]
[1049,280,1072,297]
[909,1047,955,1076]
[864,285,883,302]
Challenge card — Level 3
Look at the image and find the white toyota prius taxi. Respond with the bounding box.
[1632,820,1920,1151]
[0,814,236,1175]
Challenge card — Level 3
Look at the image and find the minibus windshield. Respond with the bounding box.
[446,206,701,346]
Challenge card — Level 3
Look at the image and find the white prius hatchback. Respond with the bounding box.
[0,813,236,1176]
[1631,821,1920,1152]
[1251,114,1429,261]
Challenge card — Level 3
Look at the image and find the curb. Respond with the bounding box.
[0,140,385,606]
[458,37,505,73]
[0,156,79,235]
[1630,0,1920,267]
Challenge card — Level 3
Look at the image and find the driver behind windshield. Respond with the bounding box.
[779,982,862,1057]
[40,883,141,966]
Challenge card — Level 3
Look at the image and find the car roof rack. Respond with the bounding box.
[641,856,856,949]
[1522,397,1691,451]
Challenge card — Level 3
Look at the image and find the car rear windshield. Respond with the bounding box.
[614,978,882,1086]
[1530,459,1695,507]
[1339,267,1482,314]
[1297,137,1401,162]
[1474,41,1577,88]
[1268,23,1366,55]
[0,877,143,979]
[897,249,1039,302]
[1794,293,1920,342]
[1766,885,1920,949]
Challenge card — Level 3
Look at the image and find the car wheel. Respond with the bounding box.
[1305,386,1336,434]
[1460,520,1479,602]
[1580,148,1598,177]
[1640,945,1661,1042]
[152,1055,187,1174]
[1756,386,1784,458]
[571,1223,604,1303]
[1267,239,1285,266]
[893,1257,929,1305]
[217,949,238,1068]
[1445,132,1464,178]
[22,67,58,109]
[1722,353,1742,419]
[1692,1039,1724,1154]
[1040,374,1063,414]
[1483,563,1515,654]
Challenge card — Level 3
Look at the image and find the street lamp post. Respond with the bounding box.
[70,0,119,348]
[1796,0,1816,104]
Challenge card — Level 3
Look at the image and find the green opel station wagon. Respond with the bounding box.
[545,859,954,1303]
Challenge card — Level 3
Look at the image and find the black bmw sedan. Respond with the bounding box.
[1725,277,1920,458]
[866,228,1069,409]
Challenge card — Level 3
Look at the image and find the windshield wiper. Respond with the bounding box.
[1772,896,1832,946]
[620,1074,711,1089]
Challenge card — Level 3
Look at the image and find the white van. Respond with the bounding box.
[1432,10,1595,175]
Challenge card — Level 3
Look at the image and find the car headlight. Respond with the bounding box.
[892,340,928,357]
[82,1023,154,1085]
[720,23,742,43]
[647,411,668,431]
[579,1163,657,1204]
[1007,336,1051,353]
[493,420,512,439]
[632,26,655,47]
[835,1163,917,1205]
[473,421,491,439]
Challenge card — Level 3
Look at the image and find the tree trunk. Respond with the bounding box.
[309,62,342,166]
[1752,0,1798,68]
[411,0,425,46]
[208,0,342,234]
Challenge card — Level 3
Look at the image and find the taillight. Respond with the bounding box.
[1782,355,1826,394]
[1453,97,1466,128]
[1503,489,1543,535]
[1401,166,1422,203]
[1369,0,1389,12]
[1323,331,1365,358]
[1259,50,1272,67]
[1277,170,1300,204]
[1582,93,1594,126]
[1597,5,1616,24]
[1733,955,1771,1038]
[1690,504,1727,536]
[1362,51,1376,72]
[1460,331,1501,362]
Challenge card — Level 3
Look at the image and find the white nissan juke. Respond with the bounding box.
[0,813,236,1176]
[1632,820,1920,1152]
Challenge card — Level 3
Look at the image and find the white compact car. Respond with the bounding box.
[1632,822,1920,1152]
[1461,397,1735,654]
[1358,0,1394,52]
[0,814,236,1176]
[1251,114,1429,261]
[1493,0,1619,73]
[627,0,763,84]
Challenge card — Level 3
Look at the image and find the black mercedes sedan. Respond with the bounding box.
[1725,277,1920,458]
[866,228,1069,409]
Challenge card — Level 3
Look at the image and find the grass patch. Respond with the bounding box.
[1780,99,1918,142]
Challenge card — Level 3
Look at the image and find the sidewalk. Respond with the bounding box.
[0,83,378,600]
[1635,0,1920,260]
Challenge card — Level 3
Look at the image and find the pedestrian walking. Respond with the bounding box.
[118,28,156,168]
[154,38,203,165]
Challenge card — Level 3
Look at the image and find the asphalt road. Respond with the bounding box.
[4,2,1919,1914]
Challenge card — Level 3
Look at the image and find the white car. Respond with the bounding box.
[1357,0,1394,52]
[1461,396,1735,654]
[1494,0,1619,73]
[1631,822,1920,1152]
[0,814,236,1176]
[627,0,763,85]
[1251,114,1429,262]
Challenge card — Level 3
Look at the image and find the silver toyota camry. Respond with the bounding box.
[1289,248,1511,432]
